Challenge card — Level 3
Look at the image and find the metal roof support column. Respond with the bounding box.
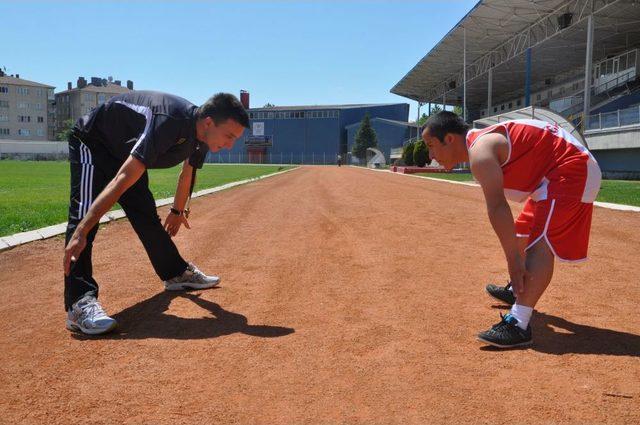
[525,48,532,107]
[416,102,422,139]
[487,67,493,115]
[583,13,594,131]
[463,26,467,121]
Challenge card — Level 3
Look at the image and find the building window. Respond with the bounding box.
[18,102,29,109]
[284,112,290,119]
[501,105,505,111]
[268,112,274,119]
[36,88,43,97]
[17,87,30,95]
[18,115,31,122]
[516,99,521,106]
[18,129,30,136]
[536,94,541,101]
[0,86,8,94]
[48,89,54,100]
[98,94,106,104]
[481,111,485,116]
[37,116,44,123]
[35,103,43,110]
[508,102,512,109]
[36,129,44,136]
[493,107,497,113]
[0,128,10,135]
[0,115,8,122]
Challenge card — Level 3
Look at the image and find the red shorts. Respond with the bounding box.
[514,198,595,262]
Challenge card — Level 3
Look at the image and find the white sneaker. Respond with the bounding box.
[163,263,221,291]
[66,295,117,335]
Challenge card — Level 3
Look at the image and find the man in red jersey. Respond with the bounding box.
[422,111,601,348]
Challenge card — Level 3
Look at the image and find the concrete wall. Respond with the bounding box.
[585,126,640,150]
[591,148,640,177]
[0,140,68,160]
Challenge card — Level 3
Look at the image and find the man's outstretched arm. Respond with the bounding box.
[163,159,193,237]
[64,155,147,275]
[470,133,527,295]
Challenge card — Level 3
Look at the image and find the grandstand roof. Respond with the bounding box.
[391,0,640,106]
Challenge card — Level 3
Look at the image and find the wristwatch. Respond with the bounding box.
[170,207,183,216]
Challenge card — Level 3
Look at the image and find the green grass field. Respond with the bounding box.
[0,161,291,237]
[415,172,475,182]
[416,172,640,207]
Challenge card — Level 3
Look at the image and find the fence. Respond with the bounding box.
[206,151,343,165]
[587,105,640,130]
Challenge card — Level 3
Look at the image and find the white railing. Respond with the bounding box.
[587,105,640,130]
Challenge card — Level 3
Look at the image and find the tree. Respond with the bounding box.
[413,139,429,167]
[263,103,275,108]
[351,113,377,161]
[56,119,75,141]
[429,104,443,116]
[417,104,443,128]
[402,140,415,166]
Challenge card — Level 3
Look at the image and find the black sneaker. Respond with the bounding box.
[486,282,516,305]
[477,313,532,348]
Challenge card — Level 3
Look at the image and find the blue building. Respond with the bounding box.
[207,103,409,164]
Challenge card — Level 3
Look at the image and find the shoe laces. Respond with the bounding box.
[186,263,207,283]
[77,298,107,320]
[491,313,518,330]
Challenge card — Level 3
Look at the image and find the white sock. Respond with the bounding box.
[509,304,533,330]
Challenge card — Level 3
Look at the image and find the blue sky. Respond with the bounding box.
[1,1,477,118]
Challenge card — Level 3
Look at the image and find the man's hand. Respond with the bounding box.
[163,211,191,237]
[507,254,528,295]
[64,230,87,276]
[62,154,146,276]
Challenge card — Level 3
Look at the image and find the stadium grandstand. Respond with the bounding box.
[391,0,640,178]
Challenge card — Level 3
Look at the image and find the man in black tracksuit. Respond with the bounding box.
[63,91,249,335]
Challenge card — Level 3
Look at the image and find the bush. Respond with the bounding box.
[402,141,415,166]
[413,139,429,167]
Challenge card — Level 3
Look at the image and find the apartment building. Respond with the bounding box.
[55,76,133,135]
[0,71,55,141]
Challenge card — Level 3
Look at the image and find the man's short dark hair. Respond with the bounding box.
[197,93,250,129]
[424,111,469,143]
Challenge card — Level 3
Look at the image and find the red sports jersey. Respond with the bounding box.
[466,119,601,203]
